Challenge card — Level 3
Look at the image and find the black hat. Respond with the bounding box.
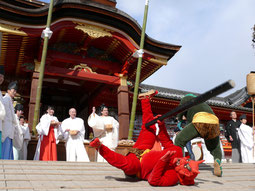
[0,65,4,75]
[15,104,23,112]
[8,81,18,91]
[240,114,247,120]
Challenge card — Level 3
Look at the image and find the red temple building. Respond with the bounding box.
[0,0,182,139]
[0,0,252,160]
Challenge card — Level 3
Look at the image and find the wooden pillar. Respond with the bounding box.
[28,61,40,132]
[117,75,130,140]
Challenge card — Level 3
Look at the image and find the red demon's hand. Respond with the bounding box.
[160,151,176,162]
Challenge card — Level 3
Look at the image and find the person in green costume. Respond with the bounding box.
[174,94,222,177]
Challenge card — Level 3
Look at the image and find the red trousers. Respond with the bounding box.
[39,126,57,161]
[97,99,183,186]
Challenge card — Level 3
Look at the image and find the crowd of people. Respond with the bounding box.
[0,62,254,167]
[0,66,31,160]
[33,104,119,162]
[1,62,255,187]
[225,111,255,163]
[0,65,119,162]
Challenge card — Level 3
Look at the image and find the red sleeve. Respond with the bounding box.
[148,159,178,186]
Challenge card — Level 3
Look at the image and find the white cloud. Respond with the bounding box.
[131,0,255,96]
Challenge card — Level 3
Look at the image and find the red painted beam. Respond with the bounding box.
[112,33,137,52]
[47,50,121,74]
[44,66,120,86]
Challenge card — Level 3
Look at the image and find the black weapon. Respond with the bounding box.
[145,80,235,128]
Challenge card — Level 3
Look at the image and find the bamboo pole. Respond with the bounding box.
[128,0,150,140]
[32,0,54,134]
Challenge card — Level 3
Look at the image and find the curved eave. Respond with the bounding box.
[139,84,253,113]
[0,0,181,59]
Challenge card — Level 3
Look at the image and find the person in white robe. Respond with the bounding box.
[61,108,89,162]
[13,104,25,160]
[238,114,254,163]
[33,106,61,161]
[88,104,119,162]
[18,116,31,160]
[0,66,6,159]
[2,81,21,160]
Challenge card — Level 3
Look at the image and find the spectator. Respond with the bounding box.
[13,104,24,160]
[0,65,5,159]
[2,81,19,159]
[18,116,31,160]
[225,111,241,163]
[175,117,195,160]
[238,114,254,163]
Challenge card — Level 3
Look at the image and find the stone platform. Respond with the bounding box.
[0,160,255,191]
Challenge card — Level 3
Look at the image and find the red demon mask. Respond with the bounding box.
[174,157,204,185]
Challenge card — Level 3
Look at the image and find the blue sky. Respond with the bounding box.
[41,0,255,97]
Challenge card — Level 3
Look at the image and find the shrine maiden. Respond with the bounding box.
[34,106,61,161]
[238,114,254,163]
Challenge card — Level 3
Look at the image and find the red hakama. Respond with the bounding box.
[39,126,57,161]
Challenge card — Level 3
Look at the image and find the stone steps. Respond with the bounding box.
[0,160,254,191]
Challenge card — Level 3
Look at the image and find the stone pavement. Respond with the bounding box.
[0,160,255,191]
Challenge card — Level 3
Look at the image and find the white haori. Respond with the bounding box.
[238,123,254,163]
[0,90,6,131]
[18,124,31,160]
[61,117,89,162]
[33,114,61,160]
[13,114,24,152]
[2,94,18,142]
[88,113,119,162]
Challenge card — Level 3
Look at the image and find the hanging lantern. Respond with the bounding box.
[247,71,255,96]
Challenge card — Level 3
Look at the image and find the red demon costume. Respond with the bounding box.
[90,90,203,186]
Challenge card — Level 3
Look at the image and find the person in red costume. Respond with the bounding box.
[90,90,204,186]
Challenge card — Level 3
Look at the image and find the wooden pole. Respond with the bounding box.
[145,80,235,128]
[128,0,149,140]
[252,96,255,160]
[32,0,54,134]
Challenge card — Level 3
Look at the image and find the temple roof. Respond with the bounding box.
[0,0,181,86]
[0,0,180,58]
[139,84,252,112]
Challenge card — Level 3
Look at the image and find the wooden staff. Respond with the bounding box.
[145,80,235,128]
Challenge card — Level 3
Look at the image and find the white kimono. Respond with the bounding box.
[18,124,31,160]
[88,113,119,162]
[0,90,5,132]
[61,117,89,162]
[33,114,61,160]
[2,94,19,143]
[238,123,254,163]
[13,114,25,160]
